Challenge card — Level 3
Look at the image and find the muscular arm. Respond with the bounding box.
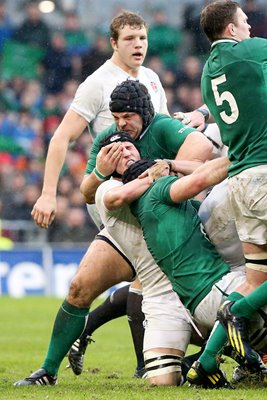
[169,156,230,203]
[104,156,230,210]
[80,142,123,204]
[175,130,213,164]
[104,176,152,210]
[31,109,88,228]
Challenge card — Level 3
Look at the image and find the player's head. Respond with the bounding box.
[99,131,141,178]
[109,11,148,70]
[99,131,135,148]
[201,1,250,42]
[122,159,156,184]
[110,10,148,41]
[109,80,154,137]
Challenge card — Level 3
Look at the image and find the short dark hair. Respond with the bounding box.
[200,1,240,42]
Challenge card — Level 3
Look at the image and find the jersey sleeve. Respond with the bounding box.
[156,116,196,154]
[153,176,178,205]
[152,71,169,115]
[70,78,104,123]
[95,180,123,221]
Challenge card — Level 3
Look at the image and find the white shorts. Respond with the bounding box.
[193,270,246,329]
[199,179,245,270]
[228,166,267,245]
[142,291,192,353]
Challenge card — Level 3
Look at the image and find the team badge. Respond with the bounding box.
[150,81,158,92]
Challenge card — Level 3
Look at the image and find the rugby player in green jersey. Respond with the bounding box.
[183,0,267,386]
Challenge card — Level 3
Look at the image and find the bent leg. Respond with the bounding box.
[44,239,134,376]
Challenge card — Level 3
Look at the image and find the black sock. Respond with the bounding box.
[127,290,145,370]
[81,284,130,338]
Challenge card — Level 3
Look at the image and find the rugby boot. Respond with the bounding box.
[14,368,57,386]
[217,301,258,364]
[67,335,94,375]
[187,361,234,389]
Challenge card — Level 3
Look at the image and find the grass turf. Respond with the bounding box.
[1,296,267,400]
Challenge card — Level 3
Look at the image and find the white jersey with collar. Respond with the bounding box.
[70,60,168,138]
[95,179,175,298]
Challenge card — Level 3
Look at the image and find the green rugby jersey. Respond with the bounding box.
[85,114,196,173]
[131,176,230,314]
[201,38,267,176]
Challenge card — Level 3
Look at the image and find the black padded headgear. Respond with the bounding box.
[99,131,135,149]
[109,80,155,131]
[122,159,156,184]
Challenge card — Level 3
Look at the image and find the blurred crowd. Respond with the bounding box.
[1,0,267,245]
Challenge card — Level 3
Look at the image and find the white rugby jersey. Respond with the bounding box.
[95,179,175,298]
[70,60,168,138]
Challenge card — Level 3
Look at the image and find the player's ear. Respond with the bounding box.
[110,37,117,50]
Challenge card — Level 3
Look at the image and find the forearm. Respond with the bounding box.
[192,156,230,186]
[104,177,151,210]
[170,160,203,176]
[41,109,87,197]
[170,156,230,203]
[80,172,104,204]
[41,135,69,196]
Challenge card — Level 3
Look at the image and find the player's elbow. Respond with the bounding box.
[104,192,129,210]
[80,176,95,204]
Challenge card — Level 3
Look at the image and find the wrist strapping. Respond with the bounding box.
[196,108,210,122]
[93,167,108,181]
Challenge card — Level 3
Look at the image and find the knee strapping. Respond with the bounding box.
[245,252,267,272]
[144,351,182,378]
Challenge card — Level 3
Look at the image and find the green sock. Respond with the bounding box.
[231,281,267,318]
[199,322,227,373]
[199,292,243,373]
[42,299,89,376]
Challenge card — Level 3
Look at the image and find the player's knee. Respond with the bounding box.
[245,252,267,274]
[144,351,182,386]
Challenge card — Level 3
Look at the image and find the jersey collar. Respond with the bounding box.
[138,114,156,140]
[211,38,239,48]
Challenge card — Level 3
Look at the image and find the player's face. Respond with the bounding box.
[110,25,148,72]
[233,7,251,41]
[112,112,143,139]
[116,142,141,175]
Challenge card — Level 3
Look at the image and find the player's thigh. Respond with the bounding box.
[228,166,267,244]
[143,292,191,353]
[68,239,134,305]
[193,270,246,329]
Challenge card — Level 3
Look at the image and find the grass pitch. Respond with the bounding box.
[1,296,267,400]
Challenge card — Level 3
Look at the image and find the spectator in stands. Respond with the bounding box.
[242,0,267,38]
[42,32,73,94]
[147,5,181,69]
[182,1,210,58]
[12,0,51,48]
[175,55,202,87]
[0,0,13,56]
[62,10,90,56]
[81,29,112,81]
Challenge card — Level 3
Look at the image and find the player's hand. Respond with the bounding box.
[31,194,57,229]
[96,142,123,177]
[139,160,170,182]
[173,110,206,132]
